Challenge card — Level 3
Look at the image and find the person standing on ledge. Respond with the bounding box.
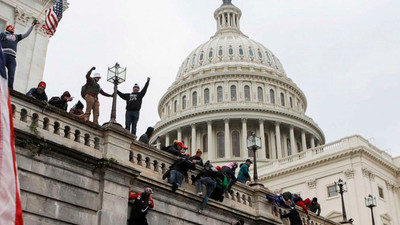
[117,77,150,135]
[1,19,38,89]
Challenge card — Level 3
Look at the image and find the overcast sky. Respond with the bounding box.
[43,0,400,157]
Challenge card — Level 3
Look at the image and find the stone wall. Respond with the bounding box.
[11,91,338,225]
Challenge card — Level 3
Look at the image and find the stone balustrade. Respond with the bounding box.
[11,90,339,225]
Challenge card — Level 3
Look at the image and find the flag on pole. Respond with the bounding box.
[42,0,63,36]
[0,43,23,224]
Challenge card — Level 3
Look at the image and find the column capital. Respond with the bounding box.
[289,125,294,130]
[191,123,196,128]
[275,121,280,126]
[224,118,230,123]
[241,118,247,123]
[207,120,212,125]
[258,119,264,123]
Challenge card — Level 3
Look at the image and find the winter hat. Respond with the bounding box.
[144,187,153,194]
[92,73,101,78]
[76,100,84,109]
[176,141,188,149]
[133,83,140,89]
[6,25,14,31]
[38,81,46,89]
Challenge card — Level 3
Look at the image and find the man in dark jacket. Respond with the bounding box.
[128,187,154,225]
[168,154,195,193]
[26,81,48,102]
[138,127,154,144]
[308,197,321,216]
[196,162,224,213]
[1,19,38,89]
[280,207,302,225]
[83,66,112,124]
[49,91,73,111]
[117,78,150,135]
[237,159,252,184]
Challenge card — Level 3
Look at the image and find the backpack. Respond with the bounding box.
[81,84,87,99]
[221,175,229,190]
[131,194,151,219]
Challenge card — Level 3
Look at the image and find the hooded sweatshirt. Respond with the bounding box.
[296,198,311,215]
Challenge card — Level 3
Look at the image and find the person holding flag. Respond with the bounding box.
[0,40,24,224]
[0,19,38,89]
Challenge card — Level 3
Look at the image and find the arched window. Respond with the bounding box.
[217,132,225,158]
[239,46,244,56]
[192,91,197,106]
[208,48,213,58]
[218,46,223,56]
[228,46,233,55]
[257,87,263,102]
[290,97,293,108]
[244,85,250,101]
[231,85,237,101]
[280,93,285,106]
[204,88,210,104]
[182,95,187,109]
[217,86,223,102]
[232,131,240,157]
[199,51,204,62]
[269,89,275,104]
[203,134,208,153]
[174,100,178,112]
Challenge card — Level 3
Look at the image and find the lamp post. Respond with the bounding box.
[335,178,348,224]
[107,62,126,124]
[247,133,263,186]
[365,194,377,225]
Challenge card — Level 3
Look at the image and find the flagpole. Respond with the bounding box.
[36,0,53,21]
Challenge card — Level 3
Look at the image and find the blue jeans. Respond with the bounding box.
[237,178,246,184]
[5,54,16,89]
[168,170,184,187]
[125,110,139,135]
[198,177,217,210]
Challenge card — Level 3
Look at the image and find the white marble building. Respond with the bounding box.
[151,1,400,225]
[0,0,68,92]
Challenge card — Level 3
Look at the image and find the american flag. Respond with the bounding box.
[42,0,63,36]
[0,44,23,224]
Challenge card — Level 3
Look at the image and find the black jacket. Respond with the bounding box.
[280,208,302,225]
[49,97,68,111]
[170,155,195,176]
[117,79,149,111]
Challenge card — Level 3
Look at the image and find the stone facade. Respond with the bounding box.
[11,91,337,225]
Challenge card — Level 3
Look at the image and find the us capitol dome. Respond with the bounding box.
[151,0,325,165]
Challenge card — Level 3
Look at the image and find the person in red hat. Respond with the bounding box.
[49,91,74,111]
[128,187,154,225]
[26,81,48,102]
[1,19,39,89]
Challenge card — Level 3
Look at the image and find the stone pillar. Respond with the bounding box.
[259,120,266,159]
[224,119,231,158]
[282,133,288,157]
[290,126,297,154]
[310,136,315,148]
[191,124,196,152]
[207,121,214,160]
[301,130,307,151]
[156,139,161,149]
[241,118,248,158]
[275,122,282,159]
[165,133,170,146]
[270,129,276,159]
[177,128,182,141]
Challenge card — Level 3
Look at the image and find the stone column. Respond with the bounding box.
[224,119,231,158]
[275,122,282,159]
[241,118,248,158]
[270,129,276,159]
[289,126,297,154]
[259,120,266,159]
[177,128,182,141]
[207,121,214,160]
[191,124,196,152]
[165,133,170,146]
[282,133,288,157]
[310,136,315,148]
[301,130,307,151]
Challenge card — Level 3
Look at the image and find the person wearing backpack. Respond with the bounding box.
[117,77,150,135]
[128,187,154,225]
[82,66,112,124]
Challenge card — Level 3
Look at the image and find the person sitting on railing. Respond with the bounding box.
[128,187,154,225]
[189,149,203,166]
[293,194,311,220]
[266,193,291,209]
[167,153,196,193]
[221,162,238,192]
[69,100,85,119]
[26,81,48,102]
[48,91,73,111]
[307,197,321,216]
[282,191,296,207]
[138,127,154,144]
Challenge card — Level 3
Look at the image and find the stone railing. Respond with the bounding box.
[11,91,339,225]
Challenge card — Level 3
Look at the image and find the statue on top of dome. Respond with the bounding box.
[222,0,232,5]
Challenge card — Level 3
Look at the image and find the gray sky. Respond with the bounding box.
[43,0,400,157]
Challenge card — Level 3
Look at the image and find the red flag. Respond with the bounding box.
[42,0,63,36]
[0,45,23,224]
